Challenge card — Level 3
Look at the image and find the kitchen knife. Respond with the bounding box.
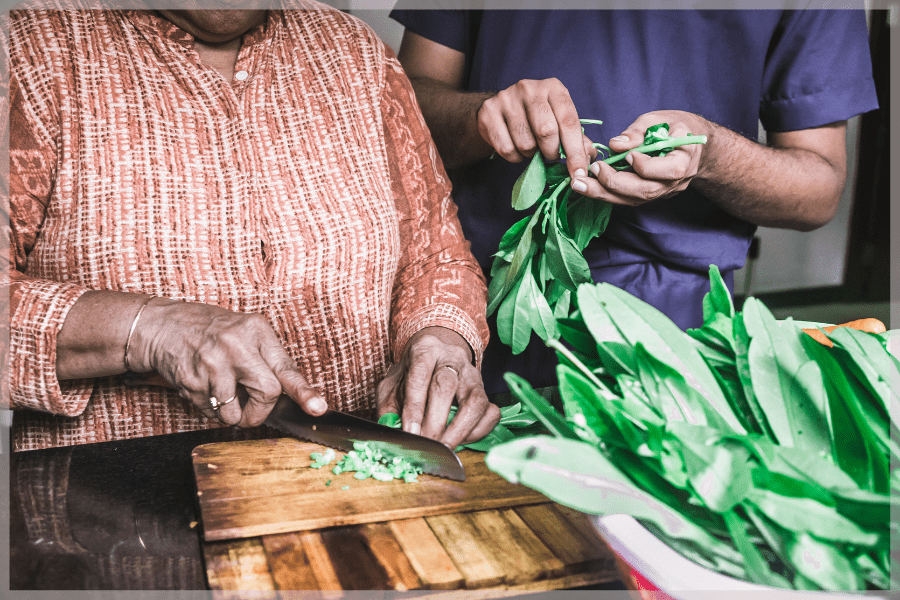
[263,394,466,481]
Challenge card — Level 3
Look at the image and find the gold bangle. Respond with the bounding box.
[124,296,154,372]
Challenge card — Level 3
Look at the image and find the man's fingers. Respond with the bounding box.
[546,87,587,175]
[477,97,528,162]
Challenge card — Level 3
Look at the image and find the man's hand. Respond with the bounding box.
[581,109,846,231]
[376,326,500,449]
[583,110,710,206]
[397,32,594,186]
[476,78,597,180]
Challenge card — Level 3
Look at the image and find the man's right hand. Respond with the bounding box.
[397,31,595,192]
[476,77,596,178]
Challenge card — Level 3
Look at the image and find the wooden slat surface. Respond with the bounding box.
[203,503,621,594]
[426,513,504,588]
[193,438,547,541]
[359,522,422,591]
[514,503,616,573]
[388,518,464,590]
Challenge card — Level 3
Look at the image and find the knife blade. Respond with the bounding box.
[263,394,466,481]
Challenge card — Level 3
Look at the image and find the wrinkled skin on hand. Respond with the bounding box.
[376,326,500,449]
[125,297,328,427]
[586,110,711,206]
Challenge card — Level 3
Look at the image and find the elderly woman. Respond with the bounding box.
[7,6,500,451]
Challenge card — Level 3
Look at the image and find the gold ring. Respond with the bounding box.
[209,395,236,410]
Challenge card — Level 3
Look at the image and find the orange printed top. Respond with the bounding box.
[6,6,489,450]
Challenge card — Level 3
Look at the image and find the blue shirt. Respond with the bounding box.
[391,9,878,392]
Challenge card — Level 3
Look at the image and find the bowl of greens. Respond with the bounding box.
[484,266,896,594]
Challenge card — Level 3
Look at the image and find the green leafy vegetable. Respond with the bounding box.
[488,120,707,355]
[485,266,895,591]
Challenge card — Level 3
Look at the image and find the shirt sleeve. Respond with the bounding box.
[760,9,878,132]
[6,70,94,416]
[379,46,490,367]
[389,8,475,55]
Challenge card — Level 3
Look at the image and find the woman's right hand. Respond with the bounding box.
[126,297,327,427]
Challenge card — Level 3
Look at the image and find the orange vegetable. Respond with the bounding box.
[802,318,887,348]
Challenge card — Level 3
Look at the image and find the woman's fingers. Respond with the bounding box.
[419,364,461,441]
[439,374,497,449]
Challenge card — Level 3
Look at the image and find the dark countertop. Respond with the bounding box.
[9,388,626,592]
[9,423,281,590]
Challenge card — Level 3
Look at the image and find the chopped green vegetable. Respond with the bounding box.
[485,266,895,591]
[341,485,350,491]
[312,441,423,484]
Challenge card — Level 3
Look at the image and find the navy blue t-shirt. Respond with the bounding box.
[391,9,878,392]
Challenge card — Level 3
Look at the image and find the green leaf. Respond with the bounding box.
[502,372,579,440]
[702,264,734,321]
[565,194,612,250]
[545,204,591,291]
[677,434,754,512]
[493,215,531,261]
[785,532,863,591]
[487,204,542,315]
[378,413,401,428]
[578,283,745,434]
[497,266,535,355]
[722,510,792,588]
[747,488,879,547]
[525,268,560,342]
[484,436,742,561]
[634,343,709,426]
[511,151,547,210]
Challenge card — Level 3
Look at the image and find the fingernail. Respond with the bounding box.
[590,163,600,176]
[611,135,628,143]
[572,179,587,193]
[310,395,328,413]
[409,422,421,436]
[625,152,634,164]
[574,168,586,178]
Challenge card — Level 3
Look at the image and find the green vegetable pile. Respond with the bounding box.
[484,266,897,591]
[309,442,423,483]
[488,121,707,354]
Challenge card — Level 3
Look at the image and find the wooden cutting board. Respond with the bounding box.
[193,437,549,542]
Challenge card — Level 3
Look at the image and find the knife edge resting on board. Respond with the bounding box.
[263,395,466,481]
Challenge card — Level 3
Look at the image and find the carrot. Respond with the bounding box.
[802,318,887,348]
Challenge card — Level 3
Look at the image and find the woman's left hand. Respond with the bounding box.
[376,326,500,449]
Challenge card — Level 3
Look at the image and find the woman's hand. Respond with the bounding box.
[127,297,328,427]
[376,326,500,449]
[584,110,711,205]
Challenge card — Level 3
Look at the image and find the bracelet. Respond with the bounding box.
[123,296,154,372]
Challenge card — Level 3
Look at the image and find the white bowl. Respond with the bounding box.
[594,514,890,600]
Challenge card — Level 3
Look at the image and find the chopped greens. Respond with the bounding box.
[489,120,707,354]
[485,266,896,592]
[311,442,423,483]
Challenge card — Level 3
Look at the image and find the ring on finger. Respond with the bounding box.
[439,365,460,377]
[209,395,236,411]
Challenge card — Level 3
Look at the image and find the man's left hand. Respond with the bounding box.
[584,110,710,206]
[376,326,500,449]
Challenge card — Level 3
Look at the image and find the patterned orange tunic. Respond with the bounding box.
[6,7,489,451]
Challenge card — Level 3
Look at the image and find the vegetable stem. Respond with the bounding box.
[603,135,708,166]
[546,338,618,400]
